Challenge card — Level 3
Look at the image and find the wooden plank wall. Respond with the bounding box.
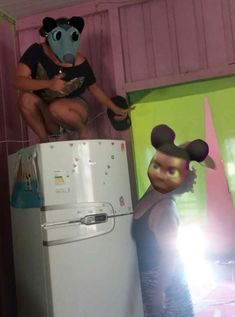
[0,13,26,317]
[15,0,235,131]
[119,0,235,92]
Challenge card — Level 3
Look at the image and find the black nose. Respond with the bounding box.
[63,54,75,64]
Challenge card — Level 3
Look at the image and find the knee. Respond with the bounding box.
[18,92,38,114]
[48,102,62,120]
[49,99,88,123]
[49,101,74,118]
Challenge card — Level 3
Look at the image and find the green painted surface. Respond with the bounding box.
[0,10,15,25]
[128,76,235,223]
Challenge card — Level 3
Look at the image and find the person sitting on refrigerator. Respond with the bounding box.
[132,124,215,317]
[12,16,130,143]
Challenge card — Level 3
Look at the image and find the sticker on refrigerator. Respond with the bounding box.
[54,171,71,193]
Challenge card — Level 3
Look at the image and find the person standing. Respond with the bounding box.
[132,124,211,317]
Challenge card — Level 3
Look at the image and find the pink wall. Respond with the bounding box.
[16,0,235,95]
[205,98,235,254]
[0,14,26,317]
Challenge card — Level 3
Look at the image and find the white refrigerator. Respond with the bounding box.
[8,139,144,317]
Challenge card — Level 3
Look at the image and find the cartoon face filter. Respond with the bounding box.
[148,124,210,194]
[41,16,85,65]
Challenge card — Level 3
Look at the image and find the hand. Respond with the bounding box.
[113,105,135,121]
[49,73,66,93]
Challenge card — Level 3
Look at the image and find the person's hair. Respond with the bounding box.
[172,166,197,196]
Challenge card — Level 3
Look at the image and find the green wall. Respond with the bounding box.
[129,76,235,224]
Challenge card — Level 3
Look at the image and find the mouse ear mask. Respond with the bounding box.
[40,16,85,37]
[42,17,58,35]
[151,124,211,165]
[68,16,85,33]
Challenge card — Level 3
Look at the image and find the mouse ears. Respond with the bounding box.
[151,124,209,163]
[40,16,85,36]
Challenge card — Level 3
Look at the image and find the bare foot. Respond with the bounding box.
[39,136,49,143]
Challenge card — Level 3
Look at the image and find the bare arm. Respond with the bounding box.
[88,83,130,119]
[12,63,65,93]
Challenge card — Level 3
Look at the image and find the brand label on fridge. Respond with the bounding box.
[54,170,71,193]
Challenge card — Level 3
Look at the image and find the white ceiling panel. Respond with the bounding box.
[0,0,93,20]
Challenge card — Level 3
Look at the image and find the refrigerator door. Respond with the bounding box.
[36,140,132,214]
[43,213,144,317]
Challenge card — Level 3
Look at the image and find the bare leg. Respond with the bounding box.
[18,92,60,143]
[49,98,89,139]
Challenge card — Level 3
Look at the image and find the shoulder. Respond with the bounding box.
[155,198,176,213]
[79,56,94,72]
[75,54,86,66]
[20,43,42,61]
[19,43,42,69]
[134,186,162,218]
[24,43,41,53]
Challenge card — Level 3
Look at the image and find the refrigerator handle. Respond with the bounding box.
[79,213,108,225]
[42,213,109,228]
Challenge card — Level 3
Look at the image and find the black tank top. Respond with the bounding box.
[132,208,161,272]
[132,198,175,272]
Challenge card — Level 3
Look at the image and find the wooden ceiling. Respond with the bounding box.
[0,0,93,20]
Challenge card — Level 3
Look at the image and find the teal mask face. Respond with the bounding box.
[46,25,80,65]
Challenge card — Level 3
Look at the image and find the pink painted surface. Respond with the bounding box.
[205,97,235,254]
[17,28,41,56]
[150,0,173,76]
[0,21,24,143]
[0,17,25,317]
[14,0,235,96]
[220,0,235,63]
[120,3,149,82]
[108,7,126,95]
[201,0,227,67]
[229,0,235,55]
[14,0,235,111]
[173,0,201,72]
[194,0,208,70]
[124,63,235,92]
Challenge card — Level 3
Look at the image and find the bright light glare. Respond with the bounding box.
[177,224,215,298]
